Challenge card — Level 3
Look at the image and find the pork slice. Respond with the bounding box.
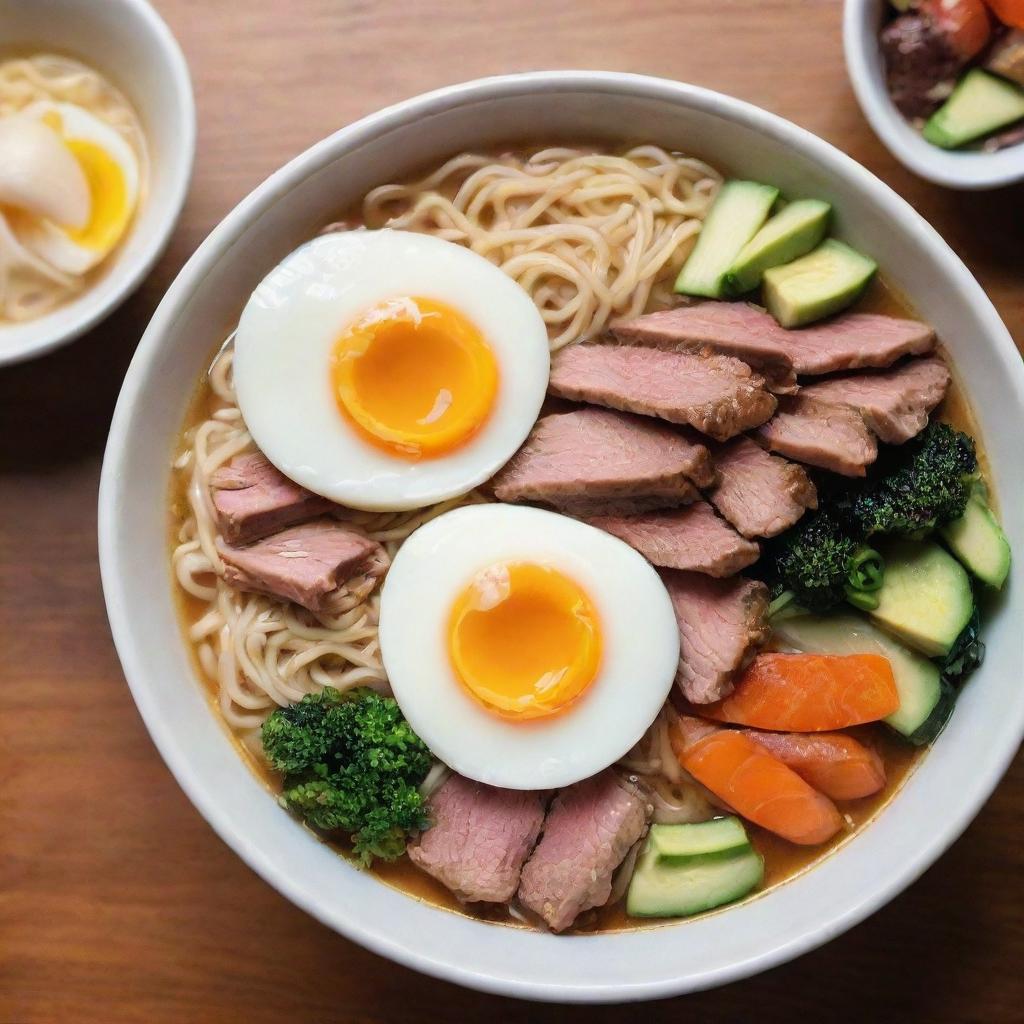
[774,311,936,376]
[491,408,715,512]
[612,304,798,393]
[553,479,701,517]
[632,301,935,377]
[661,570,770,704]
[408,774,546,904]
[548,342,777,441]
[217,518,388,613]
[587,501,759,577]
[707,436,818,539]
[799,356,951,444]
[517,771,647,932]
[754,395,879,477]
[210,451,332,544]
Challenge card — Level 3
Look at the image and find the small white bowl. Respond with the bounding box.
[99,71,1024,1002]
[844,0,1024,189]
[0,0,195,365]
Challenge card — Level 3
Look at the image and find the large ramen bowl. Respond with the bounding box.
[0,0,194,365]
[99,72,1024,1002]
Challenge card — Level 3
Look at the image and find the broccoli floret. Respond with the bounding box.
[769,513,859,613]
[852,423,977,538]
[262,687,432,865]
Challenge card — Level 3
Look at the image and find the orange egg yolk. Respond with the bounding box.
[448,562,602,720]
[331,296,498,458]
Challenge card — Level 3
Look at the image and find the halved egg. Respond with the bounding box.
[3,101,140,274]
[232,230,550,511]
[378,505,680,789]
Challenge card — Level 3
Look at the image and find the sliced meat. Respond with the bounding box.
[517,771,647,932]
[408,774,546,904]
[626,302,934,378]
[881,12,962,119]
[548,342,776,441]
[983,122,1024,152]
[707,436,817,539]
[217,518,388,613]
[612,304,798,393]
[798,356,951,444]
[210,451,332,544]
[491,408,715,513]
[754,395,879,477]
[661,570,770,704]
[587,501,759,577]
[986,29,1024,87]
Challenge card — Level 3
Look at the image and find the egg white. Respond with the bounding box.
[15,101,140,274]
[232,230,550,512]
[378,505,680,790]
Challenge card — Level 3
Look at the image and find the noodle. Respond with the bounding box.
[363,146,720,350]
[0,54,147,324]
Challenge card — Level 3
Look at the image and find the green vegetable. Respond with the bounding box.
[940,607,985,687]
[262,687,432,865]
[724,198,831,295]
[761,239,877,329]
[674,180,779,298]
[923,69,1024,150]
[768,519,885,614]
[869,540,974,657]
[941,483,1011,588]
[851,423,978,539]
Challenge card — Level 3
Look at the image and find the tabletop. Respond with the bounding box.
[2,1,1023,1021]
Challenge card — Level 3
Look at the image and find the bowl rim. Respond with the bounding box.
[99,70,1024,1002]
[843,0,1024,190]
[0,0,196,366]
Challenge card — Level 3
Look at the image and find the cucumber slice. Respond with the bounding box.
[772,612,945,743]
[870,541,974,658]
[923,70,1024,149]
[941,486,1011,589]
[648,818,751,862]
[762,239,877,328]
[627,841,763,918]
[674,180,779,298]
[725,199,831,295]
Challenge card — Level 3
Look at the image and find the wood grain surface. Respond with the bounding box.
[2,1,1023,1021]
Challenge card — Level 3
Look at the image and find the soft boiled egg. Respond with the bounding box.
[232,229,550,511]
[378,504,680,789]
[2,101,140,274]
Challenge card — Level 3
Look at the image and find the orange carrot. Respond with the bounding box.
[924,0,992,58]
[983,0,1024,27]
[677,729,843,845]
[702,653,899,732]
[739,730,886,801]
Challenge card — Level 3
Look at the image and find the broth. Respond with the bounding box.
[168,151,986,934]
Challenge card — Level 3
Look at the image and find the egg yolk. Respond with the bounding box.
[64,138,130,252]
[40,110,131,251]
[331,297,498,458]
[447,562,602,720]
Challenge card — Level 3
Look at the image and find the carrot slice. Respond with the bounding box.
[739,730,886,801]
[678,730,843,845]
[983,0,1024,27]
[702,653,900,732]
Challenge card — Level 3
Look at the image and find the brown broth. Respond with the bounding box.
[167,162,988,935]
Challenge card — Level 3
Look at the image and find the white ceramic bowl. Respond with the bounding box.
[0,0,195,365]
[99,71,1024,1002]
[844,0,1024,189]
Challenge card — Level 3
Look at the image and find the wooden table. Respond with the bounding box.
[3,1,1022,1020]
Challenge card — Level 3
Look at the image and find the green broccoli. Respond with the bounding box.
[852,423,977,538]
[261,687,432,865]
[768,513,859,612]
